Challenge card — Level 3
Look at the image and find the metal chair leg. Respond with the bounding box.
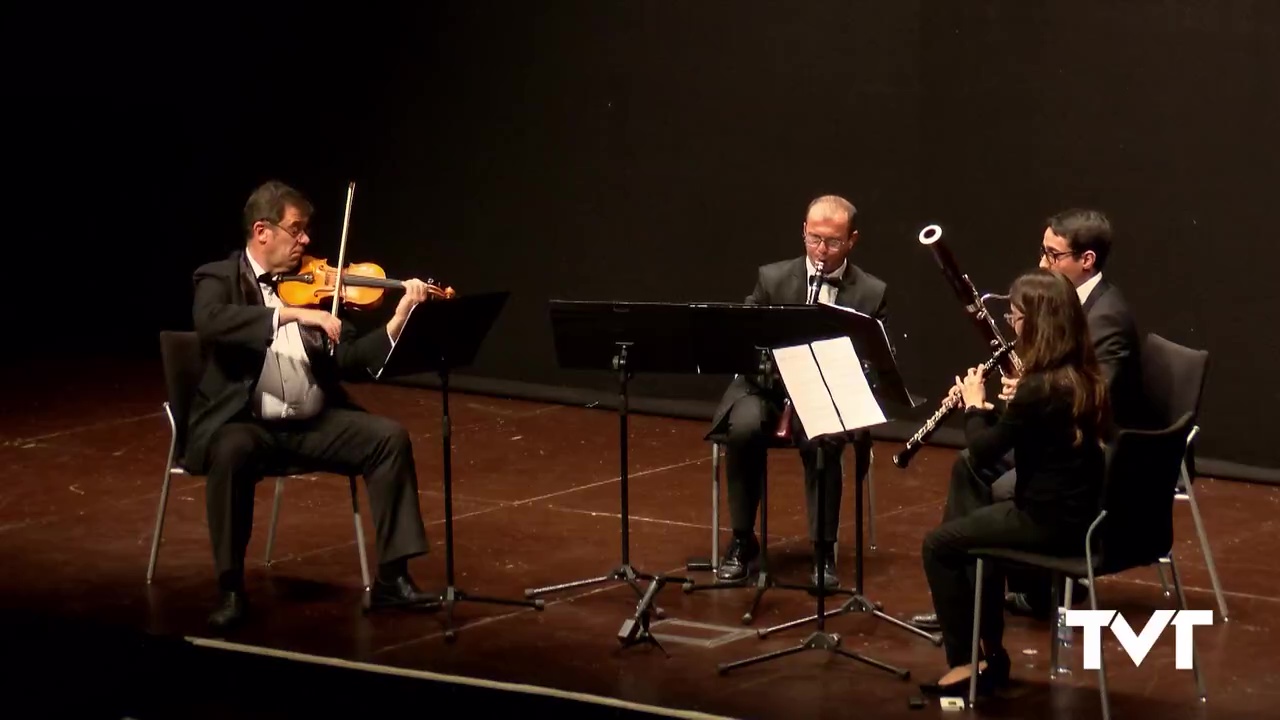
[1179,466,1228,621]
[969,557,984,706]
[349,476,372,592]
[1155,562,1171,597]
[1166,555,1207,702]
[147,468,175,583]
[1050,572,1070,677]
[265,478,285,565]
[146,403,180,584]
[1086,562,1111,720]
[712,442,721,567]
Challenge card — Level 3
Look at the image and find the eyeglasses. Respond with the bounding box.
[1040,246,1076,263]
[266,220,309,239]
[804,233,847,250]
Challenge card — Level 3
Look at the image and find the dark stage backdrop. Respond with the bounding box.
[11,2,1277,474]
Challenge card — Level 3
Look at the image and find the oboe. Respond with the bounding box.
[774,260,826,438]
[891,342,1012,468]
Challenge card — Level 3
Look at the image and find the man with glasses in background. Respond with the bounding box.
[909,207,1144,629]
[706,195,891,590]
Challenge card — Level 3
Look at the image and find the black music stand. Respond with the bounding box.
[716,306,922,678]
[371,291,544,642]
[678,303,874,617]
[524,302,699,638]
[750,302,941,646]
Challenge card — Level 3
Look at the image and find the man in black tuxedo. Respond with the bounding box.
[909,208,1143,629]
[1032,208,1144,431]
[708,195,890,590]
[187,180,438,630]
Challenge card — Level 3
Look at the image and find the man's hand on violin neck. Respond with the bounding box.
[281,307,342,344]
[395,279,433,317]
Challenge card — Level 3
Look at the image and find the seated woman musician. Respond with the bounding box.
[918,267,1110,696]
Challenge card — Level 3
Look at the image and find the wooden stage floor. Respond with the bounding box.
[1,356,1276,718]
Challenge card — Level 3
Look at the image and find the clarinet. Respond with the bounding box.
[891,224,1024,468]
[891,343,1012,468]
[774,260,826,438]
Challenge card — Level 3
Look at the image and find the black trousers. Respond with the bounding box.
[721,391,870,543]
[203,407,429,590]
[921,452,1079,666]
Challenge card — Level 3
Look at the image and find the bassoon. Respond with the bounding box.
[891,225,1023,468]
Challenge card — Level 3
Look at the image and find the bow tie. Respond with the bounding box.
[257,272,280,290]
[811,273,844,289]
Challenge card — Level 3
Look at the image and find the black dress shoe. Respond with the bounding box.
[207,591,247,631]
[716,535,759,582]
[909,612,941,631]
[371,573,440,609]
[810,549,838,589]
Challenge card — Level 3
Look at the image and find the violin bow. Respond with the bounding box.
[328,181,357,354]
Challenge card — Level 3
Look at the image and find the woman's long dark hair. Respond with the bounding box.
[1009,269,1110,444]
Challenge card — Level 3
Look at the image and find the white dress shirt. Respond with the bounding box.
[245,253,325,420]
[805,257,847,305]
[1077,272,1103,305]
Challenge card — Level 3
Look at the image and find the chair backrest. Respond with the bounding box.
[159,330,207,458]
[1097,410,1195,572]
[1139,333,1209,430]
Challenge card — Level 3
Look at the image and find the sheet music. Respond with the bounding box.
[810,337,886,430]
[771,345,845,437]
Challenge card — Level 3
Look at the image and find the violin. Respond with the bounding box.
[277,181,456,314]
[278,255,456,310]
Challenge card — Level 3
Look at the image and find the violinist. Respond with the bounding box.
[186,179,437,631]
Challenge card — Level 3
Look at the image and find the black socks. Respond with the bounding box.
[378,557,407,583]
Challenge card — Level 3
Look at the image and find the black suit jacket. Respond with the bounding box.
[1081,277,1145,431]
[707,256,890,436]
[184,249,394,474]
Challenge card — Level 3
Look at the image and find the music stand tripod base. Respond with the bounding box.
[753,436,941,648]
[523,340,687,621]
[718,442,910,681]
[616,576,670,656]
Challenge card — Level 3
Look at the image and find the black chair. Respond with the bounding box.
[1139,332,1227,621]
[145,331,372,597]
[965,411,1206,717]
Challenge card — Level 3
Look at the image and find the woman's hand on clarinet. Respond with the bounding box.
[956,366,993,411]
[998,375,1020,402]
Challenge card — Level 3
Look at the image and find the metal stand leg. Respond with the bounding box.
[525,345,685,622]
[407,369,542,641]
